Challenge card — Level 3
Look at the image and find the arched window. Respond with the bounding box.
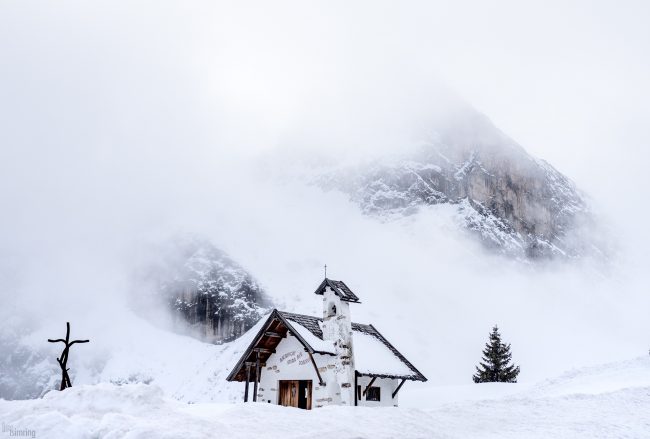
[328,302,337,317]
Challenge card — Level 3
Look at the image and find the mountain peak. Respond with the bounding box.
[313,109,604,261]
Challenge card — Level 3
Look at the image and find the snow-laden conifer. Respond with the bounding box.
[473,325,520,383]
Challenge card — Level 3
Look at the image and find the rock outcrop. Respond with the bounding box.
[154,237,270,342]
[318,110,600,260]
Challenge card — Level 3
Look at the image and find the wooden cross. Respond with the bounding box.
[48,322,89,390]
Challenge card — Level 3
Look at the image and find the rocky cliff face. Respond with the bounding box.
[318,110,599,260]
[154,237,270,343]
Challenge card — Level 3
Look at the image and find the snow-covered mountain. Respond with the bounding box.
[144,236,270,343]
[315,109,603,260]
[0,320,55,401]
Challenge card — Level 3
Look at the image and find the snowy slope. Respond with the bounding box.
[0,311,268,403]
[2,356,648,438]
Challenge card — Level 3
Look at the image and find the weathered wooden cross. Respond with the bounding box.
[47,322,89,390]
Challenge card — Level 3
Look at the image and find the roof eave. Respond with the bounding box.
[367,324,428,382]
[314,278,361,303]
[312,350,336,356]
[356,371,427,382]
[225,310,280,382]
[312,278,329,296]
[275,313,317,355]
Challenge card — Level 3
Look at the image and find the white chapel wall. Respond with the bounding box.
[255,332,343,407]
[356,375,401,407]
[255,332,404,408]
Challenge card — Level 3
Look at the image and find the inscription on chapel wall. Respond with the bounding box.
[279,351,296,363]
[280,350,309,366]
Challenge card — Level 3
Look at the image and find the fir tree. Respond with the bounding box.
[473,325,520,383]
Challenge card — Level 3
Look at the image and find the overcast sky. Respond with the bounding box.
[2,0,648,294]
[3,0,648,251]
[1,1,649,386]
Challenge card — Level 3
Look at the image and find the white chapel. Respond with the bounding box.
[226,278,426,409]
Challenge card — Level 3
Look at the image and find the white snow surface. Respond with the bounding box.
[352,329,414,377]
[2,356,648,438]
[288,320,335,354]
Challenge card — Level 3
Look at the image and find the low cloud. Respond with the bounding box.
[1,0,649,395]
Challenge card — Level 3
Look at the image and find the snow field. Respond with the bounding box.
[2,357,648,439]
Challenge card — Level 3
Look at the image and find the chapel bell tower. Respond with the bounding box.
[313,277,361,405]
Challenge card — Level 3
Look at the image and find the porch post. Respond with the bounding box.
[244,363,251,402]
[354,370,358,406]
[253,355,261,402]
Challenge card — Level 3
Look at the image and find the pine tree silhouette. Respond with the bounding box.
[473,325,520,383]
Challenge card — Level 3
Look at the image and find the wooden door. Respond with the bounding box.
[278,380,312,409]
[278,380,298,408]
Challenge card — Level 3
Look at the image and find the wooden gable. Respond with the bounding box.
[226,310,333,382]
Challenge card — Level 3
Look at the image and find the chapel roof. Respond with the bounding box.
[282,311,425,381]
[313,278,361,303]
[226,309,426,382]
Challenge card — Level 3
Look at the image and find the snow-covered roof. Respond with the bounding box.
[227,309,426,382]
[283,312,425,381]
[353,330,414,377]
[286,319,335,355]
[226,310,335,382]
[313,278,361,303]
[281,312,324,338]
[351,324,423,380]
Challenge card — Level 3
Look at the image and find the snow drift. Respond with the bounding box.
[2,356,648,438]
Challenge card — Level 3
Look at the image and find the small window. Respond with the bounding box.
[328,302,337,317]
[366,386,380,401]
